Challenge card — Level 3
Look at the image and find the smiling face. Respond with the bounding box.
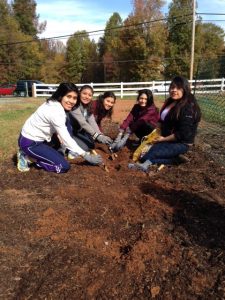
[137,93,148,107]
[103,96,115,110]
[80,87,93,105]
[61,91,78,111]
[169,84,184,101]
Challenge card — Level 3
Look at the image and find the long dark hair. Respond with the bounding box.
[95,91,116,123]
[79,84,94,114]
[47,82,79,108]
[166,76,201,122]
[137,89,154,107]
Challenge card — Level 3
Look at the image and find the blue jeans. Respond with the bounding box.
[18,134,70,173]
[140,142,189,165]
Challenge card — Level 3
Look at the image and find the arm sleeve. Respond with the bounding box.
[51,110,85,156]
[145,106,160,127]
[69,107,101,136]
[120,105,135,131]
[87,114,101,134]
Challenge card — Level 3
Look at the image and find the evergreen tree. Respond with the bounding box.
[82,39,101,83]
[165,0,194,78]
[195,23,224,78]
[98,12,123,82]
[218,49,225,78]
[64,31,98,83]
[12,0,46,37]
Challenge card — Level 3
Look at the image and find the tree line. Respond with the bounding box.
[0,0,224,84]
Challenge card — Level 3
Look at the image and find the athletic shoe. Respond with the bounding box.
[178,154,190,163]
[128,160,152,173]
[17,150,30,172]
[173,154,190,165]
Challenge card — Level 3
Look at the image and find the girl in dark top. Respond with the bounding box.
[111,89,159,151]
[128,76,201,172]
[92,91,116,131]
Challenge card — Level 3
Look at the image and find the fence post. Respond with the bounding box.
[121,82,123,99]
[24,82,28,97]
[221,78,225,91]
[32,83,36,97]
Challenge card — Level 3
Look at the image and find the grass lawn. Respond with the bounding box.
[0,97,45,162]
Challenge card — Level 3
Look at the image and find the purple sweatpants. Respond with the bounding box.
[18,134,70,173]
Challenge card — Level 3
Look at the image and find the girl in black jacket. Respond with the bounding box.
[129,76,201,172]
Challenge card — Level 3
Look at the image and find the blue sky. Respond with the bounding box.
[36,0,225,43]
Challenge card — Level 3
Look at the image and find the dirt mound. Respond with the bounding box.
[0,124,225,299]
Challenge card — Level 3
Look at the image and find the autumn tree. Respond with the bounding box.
[0,0,15,82]
[0,0,43,82]
[118,0,166,81]
[39,40,66,83]
[165,0,225,79]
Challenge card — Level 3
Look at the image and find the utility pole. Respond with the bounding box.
[190,0,196,82]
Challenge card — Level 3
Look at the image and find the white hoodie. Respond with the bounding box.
[21,101,85,156]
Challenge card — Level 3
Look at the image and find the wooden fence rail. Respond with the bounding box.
[33,78,225,98]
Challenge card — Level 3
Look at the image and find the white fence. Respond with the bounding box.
[33,78,225,98]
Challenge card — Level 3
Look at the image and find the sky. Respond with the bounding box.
[36,0,225,43]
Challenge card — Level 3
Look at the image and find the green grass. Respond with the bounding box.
[0,98,44,162]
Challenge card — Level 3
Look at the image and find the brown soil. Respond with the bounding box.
[0,100,225,299]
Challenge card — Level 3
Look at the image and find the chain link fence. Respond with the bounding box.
[195,90,225,165]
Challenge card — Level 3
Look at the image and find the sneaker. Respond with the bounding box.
[67,151,79,160]
[178,154,190,163]
[128,160,152,173]
[173,154,190,165]
[17,150,30,172]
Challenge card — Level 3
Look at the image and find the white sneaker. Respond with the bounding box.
[17,150,30,172]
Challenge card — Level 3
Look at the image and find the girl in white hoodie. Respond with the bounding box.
[17,82,102,173]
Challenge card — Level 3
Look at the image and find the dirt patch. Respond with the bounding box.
[0,100,225,299]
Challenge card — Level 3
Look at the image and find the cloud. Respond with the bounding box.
[37,0,131,43]
[38,19,104,43]
[37,0,225,44]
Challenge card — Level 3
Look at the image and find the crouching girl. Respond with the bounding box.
[17,82,102,173]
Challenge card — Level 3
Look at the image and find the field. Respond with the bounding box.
[0,98,225,299]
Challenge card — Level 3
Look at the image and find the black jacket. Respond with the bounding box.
[160,102,199,144]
